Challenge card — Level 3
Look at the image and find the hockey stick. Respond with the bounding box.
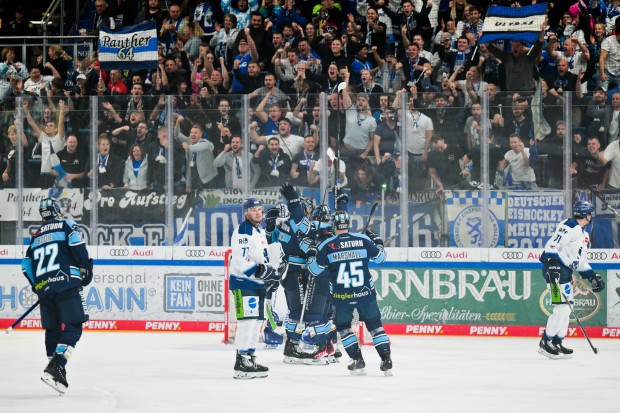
[6,300,40,334]
[590,188,620,218]
[361,201,379,234]
[560,290,599,354]
[265,299,278,331]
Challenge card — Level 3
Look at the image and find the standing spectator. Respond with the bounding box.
[160,2,190,54]
[4,5,38,63]
[349,163,383,206]
[596,132,620,189]
[374,107,400,156]
[1,124,29,188]
[503,133,537,190]
[427,134,471,193]
[253,136,292,187]
[88,134,124,189]
[42,45,72,85]
[398,43,430,86]
[93,0,117,38]
[52,134,88,188]
[0,47,29,103]
[604,91,620,146]
[207,97,242,154]
[123,143,150,190]
[222,0,259,29]
[574,136,608,190]
[210,14,240,68]
[341,78,379,165]
[600,18,620,91]
[214,135,260,189]
[137,0,166,39]
[250,117,304,159]
[21,198,93,394]
[23,100,67,188]
[308,147,348,188]
[290,134,319,187]
[180,123,218,191]
[147,126,186,191]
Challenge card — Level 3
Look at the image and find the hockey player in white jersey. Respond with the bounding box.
[538,200,605,359]
[230,198,279,379]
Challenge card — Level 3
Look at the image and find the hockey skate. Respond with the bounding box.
[379,349,393,377]
[233,354,257,379]
[41,354,68,395]
[283,340,327,365]
[552,338,573,359]
[347,350,366,376]
[250,355,269,378]
[304,344,330,366]
[326,340,339,364]
[537,333,561,360]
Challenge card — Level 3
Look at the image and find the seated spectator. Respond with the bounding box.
[123,143,150,190]
[427,135,471,194]
[213,135,261,189]
[308,147,348,188]
[502,133,537,190]
[88,134,124,189]
[253,136,292,187]
[52,134,88,188]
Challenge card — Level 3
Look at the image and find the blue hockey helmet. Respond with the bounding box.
[300,197,316,217]
[275,202,290,222]
[573,200,593,218]
[331,209,350,231]
[243,198,263,214]
[39,197,63,221]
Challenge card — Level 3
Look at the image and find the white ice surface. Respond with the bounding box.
[1,331,618,413]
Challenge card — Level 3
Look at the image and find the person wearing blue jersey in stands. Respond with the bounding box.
[21,197,93,394]
[307,209,392,376]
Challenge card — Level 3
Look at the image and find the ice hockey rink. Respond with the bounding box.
[1,331,618,413]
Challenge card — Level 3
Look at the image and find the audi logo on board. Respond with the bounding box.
[108,249,129,257]
[185,250,206,257]
[587,252,607,260]
[502,252,523,259]
[421,250,441,259]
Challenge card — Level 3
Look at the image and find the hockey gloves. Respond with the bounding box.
[306,244,318,259]
[266,207,279,233]
[256,264,278,282]
[80,258,94,286]
[590,274,605,293]
[280,183,300,207]
[365,229,383,246]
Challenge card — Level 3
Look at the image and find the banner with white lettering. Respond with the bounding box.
[479,2,547,45]
[99,21,158,70]
[590,190,620,248]
[445,191,506,247]
[506,191,564,248]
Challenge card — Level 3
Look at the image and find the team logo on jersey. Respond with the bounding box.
[453,206,500,247]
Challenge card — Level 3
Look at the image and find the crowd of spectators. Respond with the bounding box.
[4,0,620,204]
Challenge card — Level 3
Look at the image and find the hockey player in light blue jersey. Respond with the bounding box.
[538,200,605,359]
[21,197,93,394]
[229,198,280,379]
[307,209,392,376]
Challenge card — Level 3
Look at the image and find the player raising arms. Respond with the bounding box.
[21,198,93,394]
[307,210,391,376]
[229,198,280,379]
[538,200,605,359]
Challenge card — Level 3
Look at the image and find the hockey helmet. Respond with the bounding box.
[243,198,263,214]
[275,202,290,223]
[331,209,350,231]
[39,197,63,221]
[300,197,316,217]
[312,204,331,223]
[573,200,593,218]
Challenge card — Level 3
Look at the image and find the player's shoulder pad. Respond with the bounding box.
[238,220,255,236]
[564,218,579,228]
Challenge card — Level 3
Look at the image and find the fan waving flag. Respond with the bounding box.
[479,3,547,45]
[98,21,158,70]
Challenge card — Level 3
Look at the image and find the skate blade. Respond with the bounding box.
[382,369,393,377]
[303,358,329,366]
[233,371,256,379]
[327,356,339,364]
[264,344,281,350]
[537,348,562,360]
[283,356,307,364]
[41,374,66,395]
[255,372,269,378]
[349,368,367,376]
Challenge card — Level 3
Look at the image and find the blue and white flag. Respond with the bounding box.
[172,207,193,246]
[99,21,158,70]
[479,3,547,45]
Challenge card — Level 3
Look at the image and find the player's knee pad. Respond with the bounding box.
[232,289,263,320]
[61,322,83,347]
[365,317,383,333]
